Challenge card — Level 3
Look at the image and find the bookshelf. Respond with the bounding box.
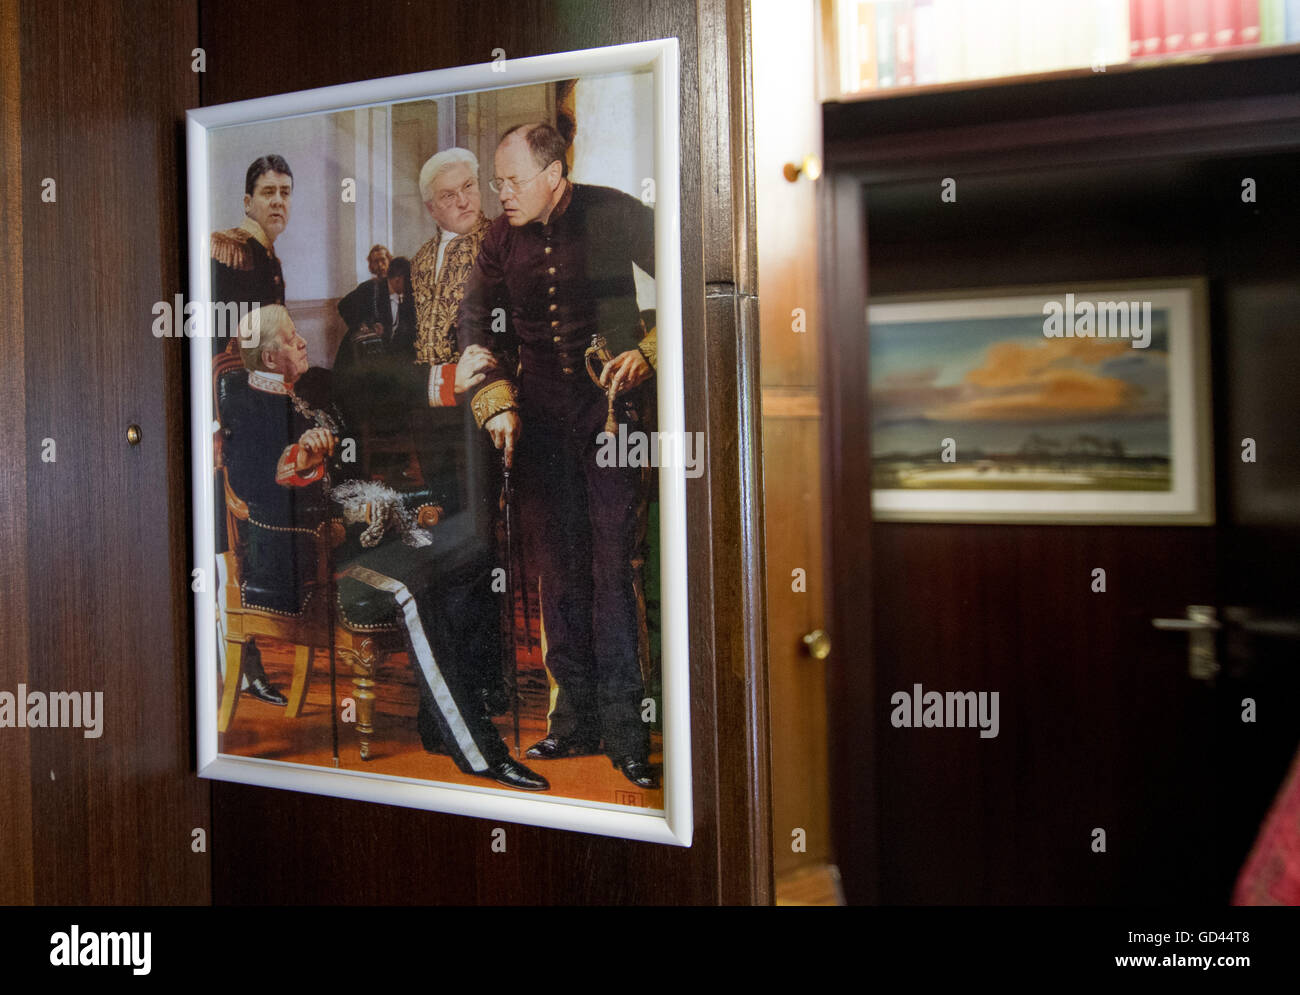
[823,0,1300,102]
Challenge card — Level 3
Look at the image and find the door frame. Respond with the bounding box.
[820,54,1300,905]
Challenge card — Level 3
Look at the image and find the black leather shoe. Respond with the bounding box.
[245,676,288,707]
[483,758,550,791]
[613,756,660,789]
[526,733,602,760]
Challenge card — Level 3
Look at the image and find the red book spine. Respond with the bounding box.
[1211,0,1240,45]
[1141,0,1166,54]
[1239,0,1261,45]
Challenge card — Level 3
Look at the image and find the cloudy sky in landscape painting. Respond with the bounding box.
[871,312,1172,457]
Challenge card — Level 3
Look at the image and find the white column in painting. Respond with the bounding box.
[437,95,456,156]
[353,108,372,282]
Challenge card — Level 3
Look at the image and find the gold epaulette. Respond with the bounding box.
[637,326,658,371]
[470,379,519,429]
[210,228,255,271]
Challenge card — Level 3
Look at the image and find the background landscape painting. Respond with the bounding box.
[871,308,1173,493]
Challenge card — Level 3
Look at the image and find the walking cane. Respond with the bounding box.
[502,464,522,759]
[325,498,340,768]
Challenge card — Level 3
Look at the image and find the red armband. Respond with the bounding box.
[429,363,458,408]
[276,445,326,487]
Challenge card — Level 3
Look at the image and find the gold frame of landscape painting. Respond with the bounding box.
[185,40,691,845]
[867,279,1213,525]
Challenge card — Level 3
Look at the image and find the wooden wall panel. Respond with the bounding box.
[200,0,769,905]
[16,0,209,903]
[0,0,34,906]
[752,0,832,886]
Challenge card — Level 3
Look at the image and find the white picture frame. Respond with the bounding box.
[186,39,691,845]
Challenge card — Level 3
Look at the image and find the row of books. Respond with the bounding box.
[838,0,1300,93]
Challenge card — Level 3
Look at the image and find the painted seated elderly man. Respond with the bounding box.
[219,304,547,791]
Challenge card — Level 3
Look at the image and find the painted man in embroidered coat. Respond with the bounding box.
[405,148,499,530]
[331,148,504,712]
[219,305,548,792]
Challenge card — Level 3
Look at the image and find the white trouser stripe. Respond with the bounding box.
[339,564,489,772]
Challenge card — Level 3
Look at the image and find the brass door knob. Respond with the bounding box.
[802,629,831,660]
[782,155,823,183]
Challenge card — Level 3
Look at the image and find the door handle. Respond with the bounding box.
[1152,605,1221,681]
[1223,607,1300,639]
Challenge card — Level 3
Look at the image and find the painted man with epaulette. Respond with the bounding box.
[209,154,294,706]
[210,154,291,351]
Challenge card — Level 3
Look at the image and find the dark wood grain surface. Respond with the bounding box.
[13,0,209,904]
[0,0,34,906]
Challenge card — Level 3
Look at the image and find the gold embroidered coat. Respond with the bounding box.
[411,215,492,366]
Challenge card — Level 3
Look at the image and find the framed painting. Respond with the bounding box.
[868,280,1213,524]
[184,39,691,844]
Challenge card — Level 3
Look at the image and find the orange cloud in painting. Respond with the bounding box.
[933,338,1138,421]
[965,338,1132,388]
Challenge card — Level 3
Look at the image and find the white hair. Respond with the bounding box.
[418,147,480,204]
[238,304,291,367]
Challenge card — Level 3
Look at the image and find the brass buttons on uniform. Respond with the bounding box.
[547,267,556,275]
[549,304,557,312]
[126,424,142,446]
[544,246,552,254]
[553,335,562,343]
[548,287,556,295]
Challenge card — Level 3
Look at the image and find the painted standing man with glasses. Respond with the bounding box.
[453,122,661,790]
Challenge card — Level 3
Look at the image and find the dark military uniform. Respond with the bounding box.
[332,288,421,483]
[456,181,657,764]
[217,365,509,773]
[336,276,388,334]
[210,216,285,353]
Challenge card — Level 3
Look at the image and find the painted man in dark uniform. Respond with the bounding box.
[331,255,419,483]
[336,243,391,333]
[453,122,659,789]
[220,304,547,791]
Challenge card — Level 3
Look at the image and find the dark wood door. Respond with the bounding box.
[823,62,1300,904]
